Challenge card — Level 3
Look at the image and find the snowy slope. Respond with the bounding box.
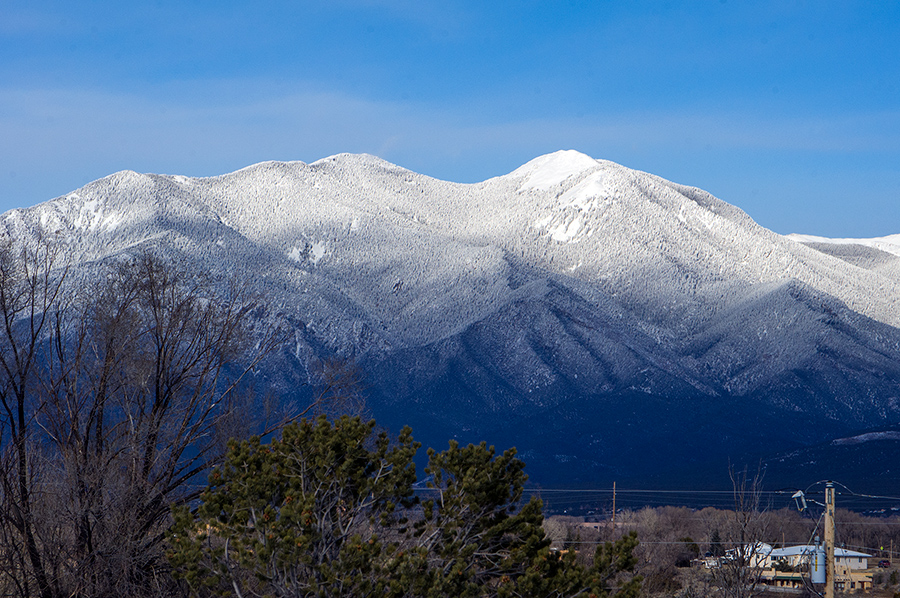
[786,233,900,280]
[788,233,900,258]
[4,150,900,486]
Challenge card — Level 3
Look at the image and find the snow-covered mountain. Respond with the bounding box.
[4,150,900,488]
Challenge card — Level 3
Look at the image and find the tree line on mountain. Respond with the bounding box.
[0,238,640,597]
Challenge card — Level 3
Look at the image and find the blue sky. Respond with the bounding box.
[2,1,898,237]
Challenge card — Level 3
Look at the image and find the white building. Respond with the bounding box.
[724,542,773,568]
[768,545,870,571]
[763,545,873,592]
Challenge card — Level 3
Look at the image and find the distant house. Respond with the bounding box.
[724,542,773,568]
[768,545,870,571]
[761,545,873,592]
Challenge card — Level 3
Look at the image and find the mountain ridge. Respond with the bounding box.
[4,151,900,489]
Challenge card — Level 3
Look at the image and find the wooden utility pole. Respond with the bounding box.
[825,482,836,598]
[612,481,616,527]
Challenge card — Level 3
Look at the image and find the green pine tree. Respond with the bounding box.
[167,416,641,598]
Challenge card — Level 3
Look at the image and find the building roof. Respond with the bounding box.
[725,542,773,557]
[770,545,871,558]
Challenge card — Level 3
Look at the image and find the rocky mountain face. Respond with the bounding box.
[4,151,900,490]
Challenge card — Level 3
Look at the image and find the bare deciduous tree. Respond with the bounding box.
[709,465,772,598]
[0,236,69,598]
[305,355,368,420]
[0,245,288,598]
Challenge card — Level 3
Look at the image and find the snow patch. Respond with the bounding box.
[550,217,583,242]
[832,431,900,445]
[533,171,615,243]
[39,210,64,233]
[559,173,614,210]
[287,246,305,263]
[310,241,326,263]
[74,199,101,230]
[100,212,123,231]
[287,240,328,265]
[69,197,121,232]
[533,214,553,229]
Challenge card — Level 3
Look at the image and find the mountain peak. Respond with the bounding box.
[310,152,416,175]
[509,150,600,191]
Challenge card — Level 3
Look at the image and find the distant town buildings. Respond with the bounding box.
[700,543,875,593]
